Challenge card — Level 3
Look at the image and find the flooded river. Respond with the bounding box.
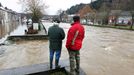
[81,26,134,75]
[0,22,134,75]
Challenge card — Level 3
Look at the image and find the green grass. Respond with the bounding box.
[90,24,134,31]
[50,72,66,75]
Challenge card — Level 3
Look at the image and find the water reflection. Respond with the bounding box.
[0,21,19,38]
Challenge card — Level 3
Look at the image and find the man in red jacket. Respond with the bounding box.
[66,16,85,75]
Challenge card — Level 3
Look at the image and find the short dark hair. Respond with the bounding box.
[73,16,80,22]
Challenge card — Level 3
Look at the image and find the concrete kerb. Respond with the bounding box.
[0,63,49,75]
[7,35,48,41]
[0,63,86,75]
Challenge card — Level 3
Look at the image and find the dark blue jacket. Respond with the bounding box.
[48,24,65,50]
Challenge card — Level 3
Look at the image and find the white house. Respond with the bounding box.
[117,11,132,25]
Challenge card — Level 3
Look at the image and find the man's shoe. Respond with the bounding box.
[50,66,52,70]
[50,64,53,70]
[55,65,61,69]
[75,69,80,75]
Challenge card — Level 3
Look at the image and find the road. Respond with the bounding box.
[0,22,134,75]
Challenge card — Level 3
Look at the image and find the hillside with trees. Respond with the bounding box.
[66,3,87,14]
[66,0,134,14]
[66,0,103,15]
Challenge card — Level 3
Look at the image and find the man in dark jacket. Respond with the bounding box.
[66,16,85,75]
[48,20,65,69]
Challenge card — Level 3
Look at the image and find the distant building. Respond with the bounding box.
[108,10,132,25]
[108,10,122,25]
[117,11,132,25]
[0,6,20,38]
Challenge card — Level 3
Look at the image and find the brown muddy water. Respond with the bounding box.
[0,23,134,75]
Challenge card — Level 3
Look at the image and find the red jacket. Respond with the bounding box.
[66,22,85,50]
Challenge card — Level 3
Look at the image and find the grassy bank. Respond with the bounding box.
[88,24,134,31]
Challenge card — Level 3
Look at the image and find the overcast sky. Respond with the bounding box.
[0,0,92,15]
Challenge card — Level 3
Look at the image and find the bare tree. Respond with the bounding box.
[78,5,96,24]
[95,12,108,25]
[57,9,63,15]
[127,0,134,29]
[56,9,63,21]
[19,0,47,23]
[85,12,96,25]
[0,3,2,7]
[97,0,111,25]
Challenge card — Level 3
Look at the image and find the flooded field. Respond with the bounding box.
[0,22,134,75]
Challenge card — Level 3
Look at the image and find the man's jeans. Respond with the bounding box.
[49,50,61,69]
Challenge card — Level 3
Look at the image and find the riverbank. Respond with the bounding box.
[88,24,134,31]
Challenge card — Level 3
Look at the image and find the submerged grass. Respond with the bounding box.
[88,24,134,31]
